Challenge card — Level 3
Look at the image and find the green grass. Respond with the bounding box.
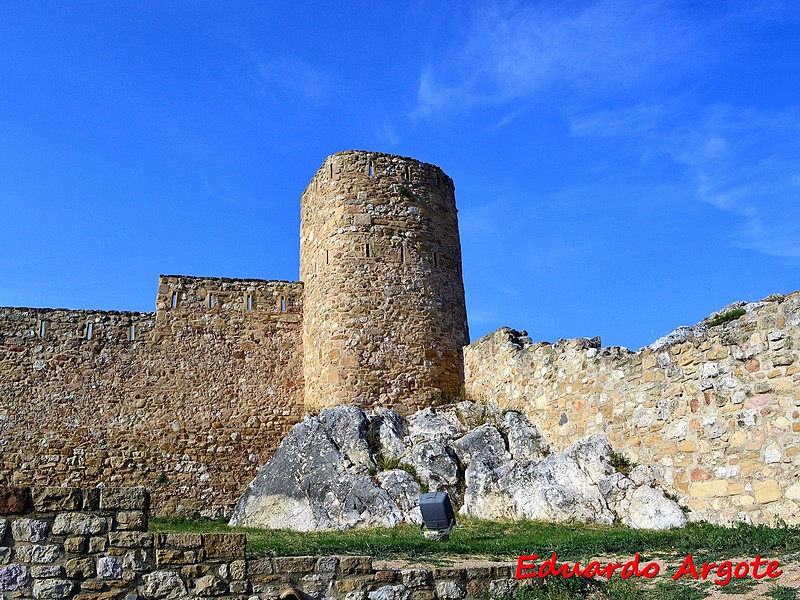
[706,308,747,328]
[149,516,800,562]
[769,586,798,600]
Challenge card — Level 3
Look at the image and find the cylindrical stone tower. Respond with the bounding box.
[300,150,469,414]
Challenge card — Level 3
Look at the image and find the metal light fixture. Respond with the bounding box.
[419,492,455,539]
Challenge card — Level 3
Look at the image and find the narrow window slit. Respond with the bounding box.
[39,320,47,338]
[330,163,333,178]
[399,244,405,263]
[208,294,215,309]
[86,323,93,340]
[433,251,439,268]
[171,292,177,308]
[325,249,330,265]
[369,162,374,177]
[246,294,252,310]
[280,297,286,312]
[365,243,371,258]
[129,325,135,341]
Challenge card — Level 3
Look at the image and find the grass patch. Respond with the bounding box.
[149,516,800,562]
[769,586,798,600]
[706,308,746,328]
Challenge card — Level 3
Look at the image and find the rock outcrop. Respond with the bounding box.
[229,402,687,531]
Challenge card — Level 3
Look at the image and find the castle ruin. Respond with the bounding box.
[2,150,800,525]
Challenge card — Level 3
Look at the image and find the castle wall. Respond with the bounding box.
[464,293,800,526]
[0,276,304,516]
[300,151,469,414]
[1,486,521,600]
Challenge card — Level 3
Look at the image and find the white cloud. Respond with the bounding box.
[572,101,800,259]
[413,0,713,120]
[258,58,334,107]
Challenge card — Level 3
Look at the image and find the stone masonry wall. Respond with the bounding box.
[300,151,469,415]
[464,292,800,526]
[0,276,304,517]
[0,486,521,600]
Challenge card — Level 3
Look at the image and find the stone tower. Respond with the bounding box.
[300,150,469,414]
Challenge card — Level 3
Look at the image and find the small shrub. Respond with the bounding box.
[707,308,746,328]
[156,473,168,484]
[399,185,414,198]
[609,451,635,477]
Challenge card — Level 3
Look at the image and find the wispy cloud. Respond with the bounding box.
[572,102,800,259]
[258,58,334,107]
[412,0,714,121]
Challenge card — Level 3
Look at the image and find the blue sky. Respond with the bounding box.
[1,1,799,350]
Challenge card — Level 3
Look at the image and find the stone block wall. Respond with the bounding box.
[0,486,520,600]
[464,292,800,526]
[300,151,469,414]
[0,276,304,516]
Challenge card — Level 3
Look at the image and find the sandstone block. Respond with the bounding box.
[162,533,202,549]
[401,569,431,587]
[100,488,149,511]
[108,531,153,548]
[754,480,781,504]
[192,574,227,596]
[272,556,315,574]
[203,533,246,559]
[31,488,81,512]
[63,536,87,554]
[155,549,196,566]
[247,557,274,579]
[65,557,95,579]
[114,511,147,532]
[339,556,373,575]
[691,480,729,498]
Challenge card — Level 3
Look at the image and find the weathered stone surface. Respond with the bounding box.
[406,408,464,445]
[0,563,30,591]
[31,488,81,512]
[100,488,149,511]
[229,407,406,531]
[464,293,800,526]
[123,549,153,572]
[51,513,107,536]
[30,565,63,579]
[139,570,187,599]
[405,441,460,500]
[15,545,62,564]
[0,487,32,515]
[66,557,95,579]
[97,557,122,580]
[109,532,153,548]
[11,518,50,543]
[192,574,227,596]
[115,511,147,531]
[435,580,466,600]
[31,578,74,599]
[203,533,246,559]
[232,401,684,530]
[369,585,411,600]
[371,408,408,463]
